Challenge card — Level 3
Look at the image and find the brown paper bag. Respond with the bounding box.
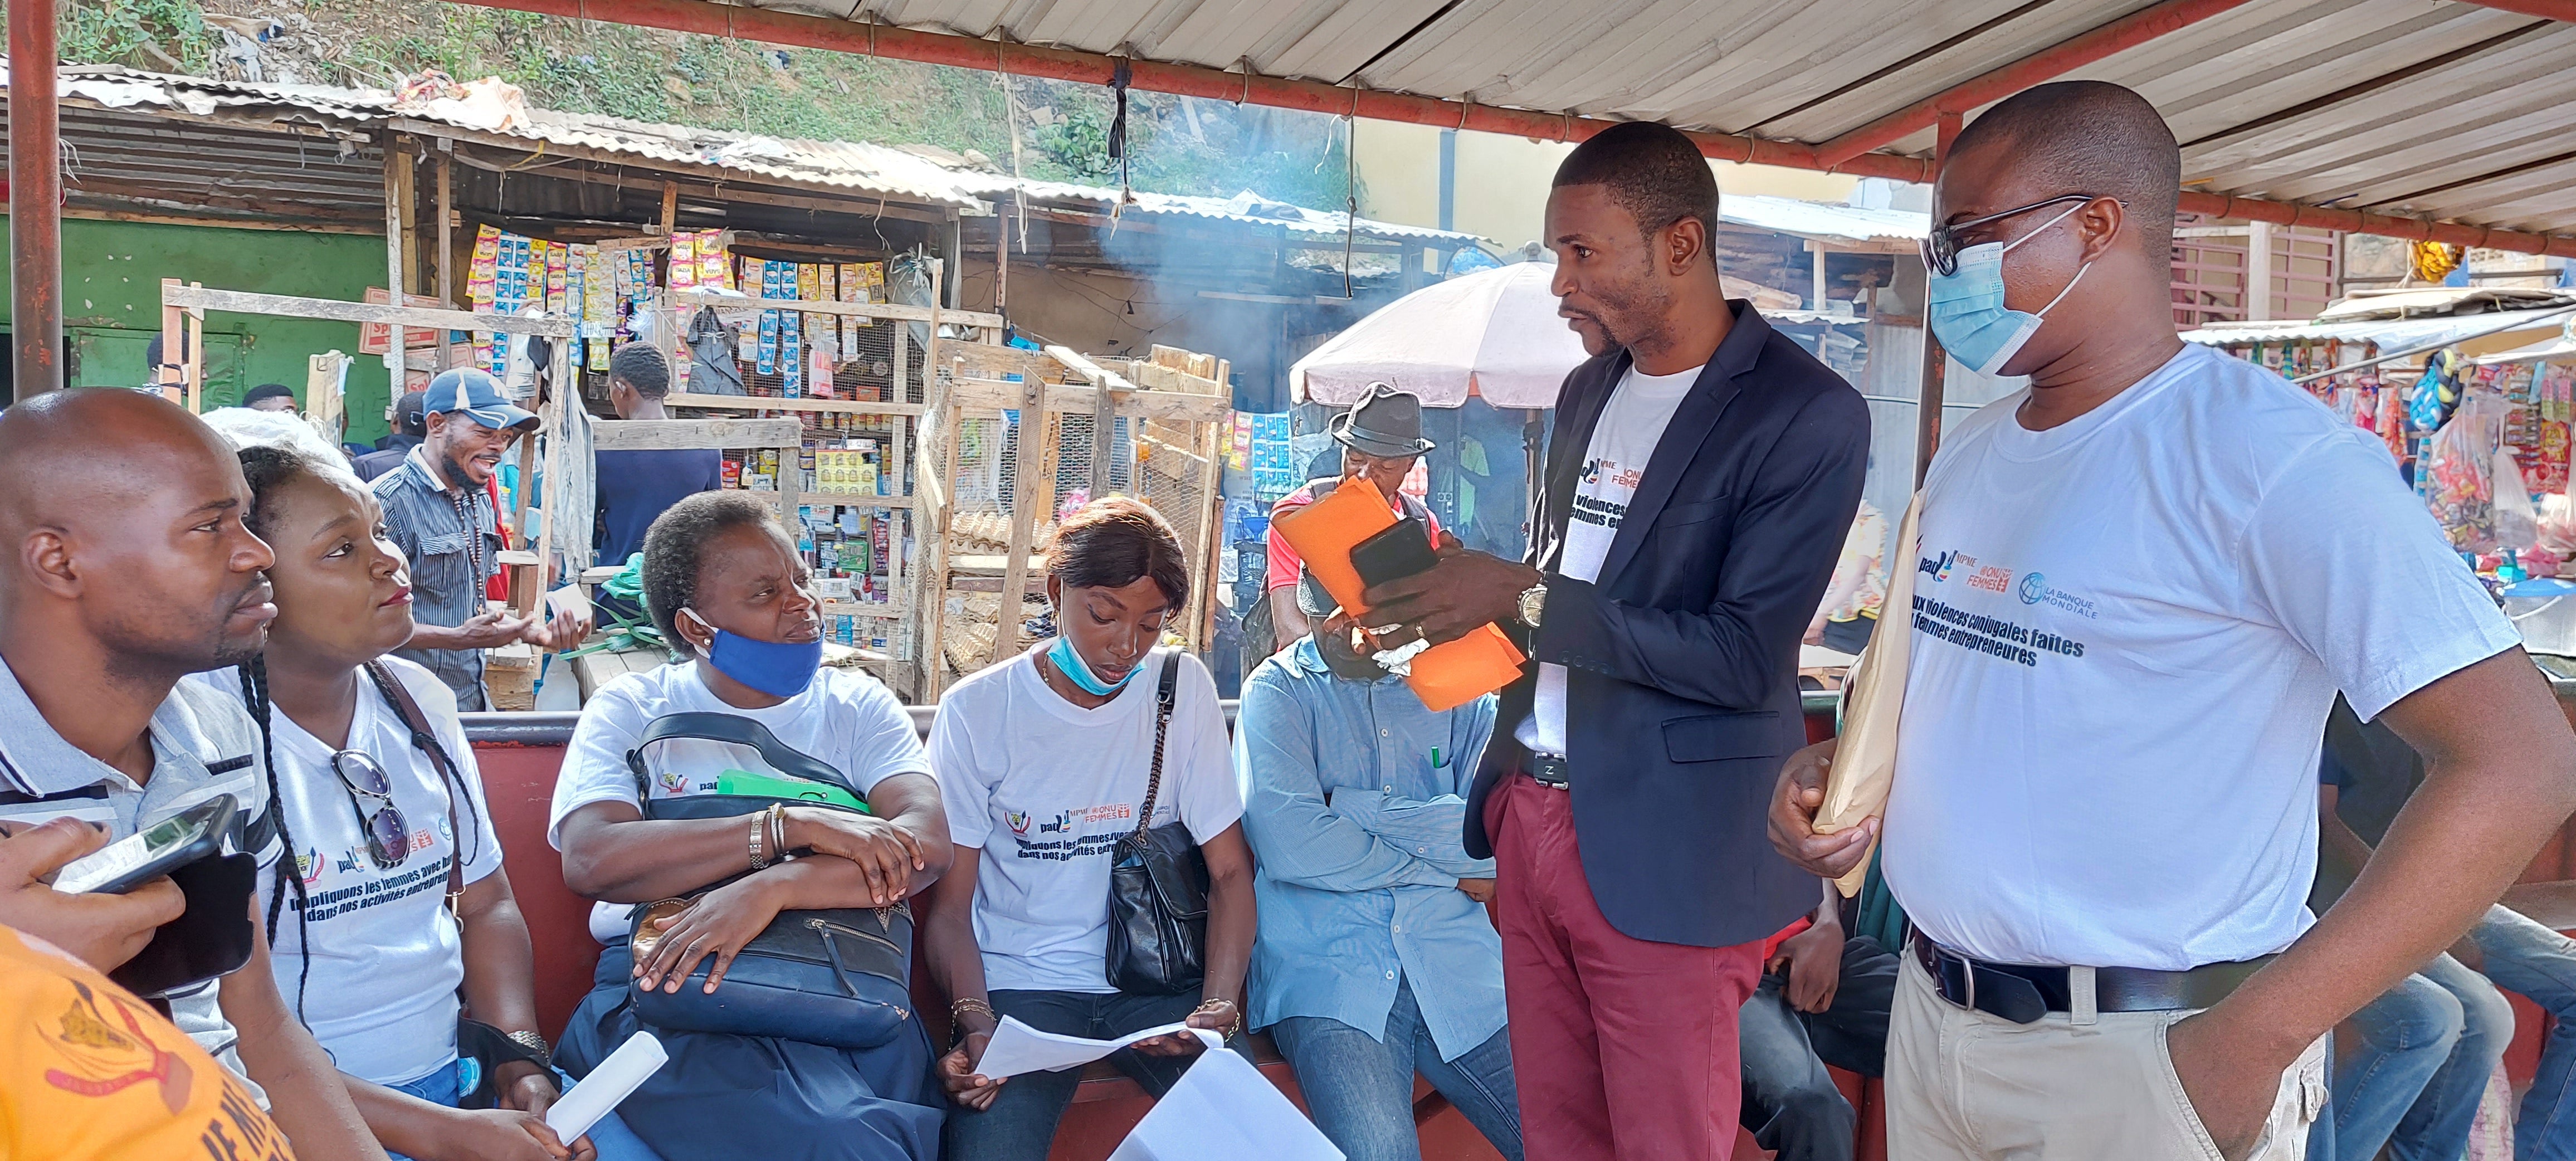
[1816,491,1921,897]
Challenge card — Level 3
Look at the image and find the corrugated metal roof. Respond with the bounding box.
[1720,194,1926,245]
[719,0,2576,238]
[24,63,1481,245]
[2181,301,2576,348]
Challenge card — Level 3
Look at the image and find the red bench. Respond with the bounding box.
[464,711,1523,1161]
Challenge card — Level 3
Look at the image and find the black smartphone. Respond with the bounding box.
[51,794,235,895]
[1350,518,1440,589]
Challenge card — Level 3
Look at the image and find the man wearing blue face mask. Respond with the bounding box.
[1768,81,2576,1161]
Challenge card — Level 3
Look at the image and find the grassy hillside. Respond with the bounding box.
[48,0,1360,208]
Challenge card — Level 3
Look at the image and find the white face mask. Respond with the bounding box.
[1925,202,2093,377]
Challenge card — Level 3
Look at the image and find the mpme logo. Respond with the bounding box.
[2019,572,2049,604]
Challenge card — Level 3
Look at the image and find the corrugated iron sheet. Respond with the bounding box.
[823,0,2576,237]
[21,62,1481,245]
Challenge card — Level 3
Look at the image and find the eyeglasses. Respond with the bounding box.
[330,750,412,868]
[1920,194,2116,277]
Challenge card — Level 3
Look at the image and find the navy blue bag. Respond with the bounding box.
[623,713,916,1050]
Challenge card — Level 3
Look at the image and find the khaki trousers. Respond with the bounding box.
[1887,953,2328,1160]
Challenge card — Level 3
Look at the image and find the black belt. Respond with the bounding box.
[1525,755,1570,788]
[1908,931,2270,1024]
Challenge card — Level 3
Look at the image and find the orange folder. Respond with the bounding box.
[1272,482,1526,713]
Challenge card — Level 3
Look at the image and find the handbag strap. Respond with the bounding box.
[362,661,469,905]
[1126,650,1183,846]
[623,711,858,802]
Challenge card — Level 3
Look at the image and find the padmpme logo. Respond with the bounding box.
[2019,572,2048,604]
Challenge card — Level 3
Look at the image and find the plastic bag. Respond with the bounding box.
[2495,446,2540,557]
[2427,392,2500,552]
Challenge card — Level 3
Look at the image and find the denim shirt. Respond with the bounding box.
[1235,638,1503,1060]
[372,448,504,708]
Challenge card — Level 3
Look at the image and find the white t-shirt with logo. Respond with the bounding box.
[1883,343,2520,971]
[549,661,933,943]
[186,659,506,1087]
[1516,360,1703,757]
[930,647,1242,994]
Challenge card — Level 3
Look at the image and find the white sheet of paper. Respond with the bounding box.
[1109,1030,1345,1161]
[545,1030,667,1143]
[974,1016,1193,1079]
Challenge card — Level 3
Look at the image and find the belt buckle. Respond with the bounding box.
[1528,754,1570,789]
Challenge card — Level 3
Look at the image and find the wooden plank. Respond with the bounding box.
[665,392,925,417]
[161,285,574,336]
[942,343,1060,383]
[950,378,1232,423]
[988,375,1048,669]
[435,153,456,369]
[383,134,411,381]
[592,418,803,452]
[913,368,959,701]
[670,289,1004,330]
[1194,409,1226,650]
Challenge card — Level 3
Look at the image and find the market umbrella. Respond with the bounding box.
[1290,262,1588,409]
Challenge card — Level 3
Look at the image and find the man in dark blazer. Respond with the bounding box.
[1366,121,1867,1161]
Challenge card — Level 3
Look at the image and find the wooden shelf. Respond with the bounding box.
[803,493,916,509]
[669,392,925,418]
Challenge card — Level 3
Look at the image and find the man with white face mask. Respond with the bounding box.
[1768,81,2576,1161]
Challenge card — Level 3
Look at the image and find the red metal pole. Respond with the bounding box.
[9,0,61,395]
[1813,0,2263,168]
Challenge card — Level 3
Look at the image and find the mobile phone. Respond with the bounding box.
[51,794,236,895]
[1350,518,1440,589]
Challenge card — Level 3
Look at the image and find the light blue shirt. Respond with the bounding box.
[1235,638,1502,1061]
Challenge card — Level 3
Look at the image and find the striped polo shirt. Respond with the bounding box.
[0,656,282,1096]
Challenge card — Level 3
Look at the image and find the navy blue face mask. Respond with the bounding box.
[685,608,823,697]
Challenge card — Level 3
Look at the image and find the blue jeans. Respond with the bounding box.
[2393,953,2515,1161]
[2312,972,2462,1161]
[944,989,1257,1161]
[383,1057,662,1161]
[1270,979,1523,1161]
[2472,904,2576,1160]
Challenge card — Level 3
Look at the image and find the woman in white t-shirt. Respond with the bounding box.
[548,490,951,1161]
[923,497,1256,1161]
[192,442,651,1161]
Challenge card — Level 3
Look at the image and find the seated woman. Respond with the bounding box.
[189,439,651,1161]
[549,490,952,1160]
[924,497,1257,1160]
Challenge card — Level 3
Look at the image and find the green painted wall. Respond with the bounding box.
[0,217,396,442]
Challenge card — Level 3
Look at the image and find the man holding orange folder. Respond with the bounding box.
[1363,121,1868,1161]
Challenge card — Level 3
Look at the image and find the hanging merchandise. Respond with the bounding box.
[2426,389,2505,552]
[669,233,699,291]
[2411,241,2464,284]
[2496,445,2542,556]
[695,230,731,291]
[2410,350,2465,432]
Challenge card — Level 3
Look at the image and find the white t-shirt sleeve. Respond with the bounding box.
[547,675,655,850]
[1170,657,1246,843]
[397,662,509,885]
[2242,430,2522,721]
[928,695,995,850]
[833,673,934,795]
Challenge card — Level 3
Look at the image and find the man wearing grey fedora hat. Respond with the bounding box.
[1262,383,1450,647]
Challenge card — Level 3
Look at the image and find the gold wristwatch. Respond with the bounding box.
[1517,583,1547,628]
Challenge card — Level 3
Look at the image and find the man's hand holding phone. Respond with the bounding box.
[0,818,184,970]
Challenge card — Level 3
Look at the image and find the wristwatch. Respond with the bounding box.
[1516,583,1548,629]
[506,1030,552,1067]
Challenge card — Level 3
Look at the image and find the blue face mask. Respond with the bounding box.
[686,609,823,697]
[1047,631,1140,697]
[1926,202,2092,377]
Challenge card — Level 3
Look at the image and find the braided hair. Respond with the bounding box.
[227,443,492,1019]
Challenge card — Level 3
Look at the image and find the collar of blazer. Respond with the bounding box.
[1540,300,1771,588]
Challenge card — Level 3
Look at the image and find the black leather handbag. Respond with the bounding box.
[619,713,918,1050]
[1103,651,1211,995]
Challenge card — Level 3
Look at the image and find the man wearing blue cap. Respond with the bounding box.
[373,368,588,709]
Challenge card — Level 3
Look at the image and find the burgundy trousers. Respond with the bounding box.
[1489,773,1764,1161]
